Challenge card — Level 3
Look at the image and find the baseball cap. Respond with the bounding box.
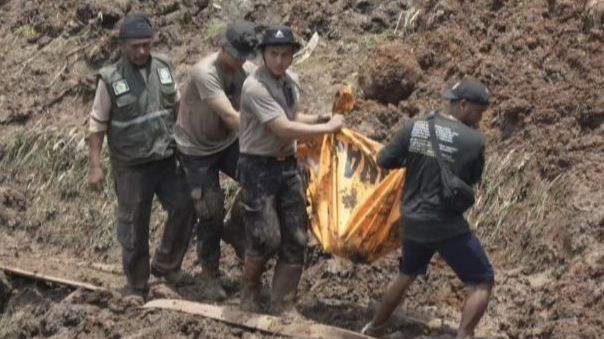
[441,78,491,105]
[220,21,259,61]
[119,13,154,40]
[257,25,302,52]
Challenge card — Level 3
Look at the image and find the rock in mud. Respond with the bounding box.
[358,41,422,105]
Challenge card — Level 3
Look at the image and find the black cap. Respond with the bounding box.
[442,78,491,105]
[119,13,154,40]
[220,21,259,61]
[257,25,302,52]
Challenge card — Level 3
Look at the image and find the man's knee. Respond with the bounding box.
[247,220,281,258]
[193,189,225,220]
[466,280,494,293]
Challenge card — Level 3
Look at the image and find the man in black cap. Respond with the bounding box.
[362,78,495,338]
[87,13,195,302]
[174,21,259,300]
[238,25,344,314]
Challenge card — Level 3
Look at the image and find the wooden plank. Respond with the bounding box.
[0,263,108,292]
[143,299,373,339]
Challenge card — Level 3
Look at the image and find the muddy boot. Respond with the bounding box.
[240,256,266,313]
[151,266,194,287]
[117,285,147,307]
[199,261,227,301]
[269,261,303,315]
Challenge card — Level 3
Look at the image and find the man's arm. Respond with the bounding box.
[467,142,486,186]
[88,132,105,190]
[192,65,240,130]
[87,79,111,191]
[207,96,240,131]
[377,122,411,169]
[295,112,331,124]
[267,114,344,141]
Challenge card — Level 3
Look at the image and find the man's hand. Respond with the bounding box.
[88,165,105,191]
[326,114,344,132]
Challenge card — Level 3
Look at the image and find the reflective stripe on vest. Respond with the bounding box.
[110,109,171,128]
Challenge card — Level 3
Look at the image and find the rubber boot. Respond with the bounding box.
[200,260,227,301]
[240,256,266,312]
[269,261,303,315]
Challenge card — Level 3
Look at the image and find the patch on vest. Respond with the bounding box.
[112,80,130,96]
[157,67,173,85]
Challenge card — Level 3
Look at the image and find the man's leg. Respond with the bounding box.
[436,232,495,338]
[151,158,196,284]
[113,165,155,294]
[239,157,280,312]
[363,238,435,335]
[271,164,308,315]
[458,283,493,338]
[222,190,246,260]
[218,141,246,260]
[363,273,416,335]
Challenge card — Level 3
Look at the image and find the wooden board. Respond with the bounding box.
[143,299,373,339]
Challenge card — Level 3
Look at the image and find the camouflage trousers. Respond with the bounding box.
[238,154,309,265]
[178,142,245,268]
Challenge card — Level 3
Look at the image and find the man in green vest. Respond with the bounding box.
[87,14,195,302]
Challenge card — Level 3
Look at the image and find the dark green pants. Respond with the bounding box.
[113,157,195,290]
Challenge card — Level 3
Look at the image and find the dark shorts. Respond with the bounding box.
[400,232,494,285]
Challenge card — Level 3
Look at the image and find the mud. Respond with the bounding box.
[358,41,422,105]
[1,0,603,338]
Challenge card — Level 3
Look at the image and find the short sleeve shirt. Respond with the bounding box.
[239,66,301,157]
[174,52,256,156]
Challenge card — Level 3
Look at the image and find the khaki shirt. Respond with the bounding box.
[174,52,256,156]
[88,69,180,133]
[239,66,301,157]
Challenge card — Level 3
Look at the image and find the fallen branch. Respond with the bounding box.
[0,263,108,292]
[294,32,320,65]
[143,299,372,339]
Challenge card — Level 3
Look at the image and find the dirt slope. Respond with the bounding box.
[1,0,603,338]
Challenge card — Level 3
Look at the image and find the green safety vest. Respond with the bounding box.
[99,54,177,167]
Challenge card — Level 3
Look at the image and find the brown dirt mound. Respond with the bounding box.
[358,41,422,105]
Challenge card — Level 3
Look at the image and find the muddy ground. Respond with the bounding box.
[1,0,603,338]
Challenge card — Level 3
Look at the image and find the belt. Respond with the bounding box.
[241,153,296,162]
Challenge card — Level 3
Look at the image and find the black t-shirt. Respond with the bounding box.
[377,112,485,242]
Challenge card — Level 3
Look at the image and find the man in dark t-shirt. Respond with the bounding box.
[362,79,495,338]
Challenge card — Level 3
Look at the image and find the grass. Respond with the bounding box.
[202,20,227,43]
[14,24,36,39]
[2,126,117,253]
[467,148,562,247]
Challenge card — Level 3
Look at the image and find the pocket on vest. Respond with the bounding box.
[160,85,177,108]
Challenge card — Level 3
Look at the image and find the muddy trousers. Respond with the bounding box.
[178,141,242,270]
[238,154,309,265]
[113,157,195,290]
